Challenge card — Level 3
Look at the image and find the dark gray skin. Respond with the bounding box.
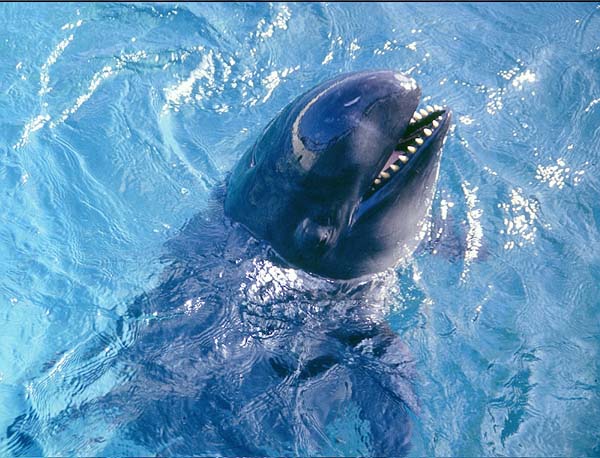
[225,70,451,279]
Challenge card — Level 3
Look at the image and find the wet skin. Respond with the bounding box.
[225,70,452,279]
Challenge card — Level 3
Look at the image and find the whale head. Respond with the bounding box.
[225,70,451,279]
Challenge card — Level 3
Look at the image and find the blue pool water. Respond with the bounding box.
[1,2,599,456]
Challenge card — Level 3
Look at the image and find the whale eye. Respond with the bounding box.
[294,218,334,255]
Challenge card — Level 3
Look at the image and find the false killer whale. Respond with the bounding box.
[2,70,451,457]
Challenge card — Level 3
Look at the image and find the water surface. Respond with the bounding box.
[0,2,599,456]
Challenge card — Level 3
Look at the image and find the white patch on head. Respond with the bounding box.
[344,96,361,107]
[292,75,354,170]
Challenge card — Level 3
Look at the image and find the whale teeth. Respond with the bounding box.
[369,98,445,195]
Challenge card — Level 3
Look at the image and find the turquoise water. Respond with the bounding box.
[1,2,599,456]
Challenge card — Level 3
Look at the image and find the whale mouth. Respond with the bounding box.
[363,103,450,200]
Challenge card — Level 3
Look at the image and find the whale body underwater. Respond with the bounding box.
[4,71,452,456]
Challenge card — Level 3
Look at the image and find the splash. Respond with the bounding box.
[241,258,304,304]
[161,48,241,113]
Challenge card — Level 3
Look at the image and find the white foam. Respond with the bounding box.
[461,181,483,279]
[499,187,540,250]
[162,50,216,112]
[321,51,334,65]
[255,5,291,39]
[261,66,297,103]
[51,65,115,127]
[39,34,74,96]
[459,115,474,125]
[13,114,51,148]
[584,97,600,113]
[511,69,536,89]
[348,38,360,59]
